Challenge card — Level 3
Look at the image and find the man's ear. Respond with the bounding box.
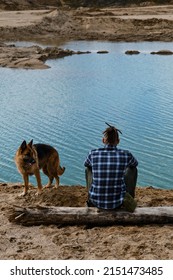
[20,140,27,152]
[28,139,33,147]
[102,137,106,144]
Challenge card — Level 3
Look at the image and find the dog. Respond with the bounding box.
[15,140,65,196]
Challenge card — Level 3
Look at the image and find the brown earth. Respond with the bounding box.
[1,183,173,260]
[1,5,173,68]
[2,5,173,43]
[1,1,173,260]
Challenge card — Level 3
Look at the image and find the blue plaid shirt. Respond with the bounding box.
[84,145,138,209]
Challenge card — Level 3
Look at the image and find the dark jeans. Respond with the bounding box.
[85,166,138,203]
[124,166,138,198]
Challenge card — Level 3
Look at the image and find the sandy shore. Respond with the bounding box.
[1,6,173,69]
[1,183,173,260]
[0,5,173,69]
[1,5,173,43]
[1,3,173,260]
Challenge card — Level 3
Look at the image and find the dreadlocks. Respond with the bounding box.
[103,123,122,145]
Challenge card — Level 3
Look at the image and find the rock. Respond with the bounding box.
[150,50,173,55]
[125,50,140,55]
[97,50,109,54]
[0,43,92,69]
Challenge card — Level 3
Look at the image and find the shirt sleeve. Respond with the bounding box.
[84,151,92,167]
[128,152,138,167]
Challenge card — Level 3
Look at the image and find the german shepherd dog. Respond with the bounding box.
[15,140,65,196]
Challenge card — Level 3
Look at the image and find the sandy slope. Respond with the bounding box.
[0,10,53,27]
[1,5,173,69]
[1,5,173,42]
[1,183,173,260]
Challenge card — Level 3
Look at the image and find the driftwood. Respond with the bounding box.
[8,206,173,226]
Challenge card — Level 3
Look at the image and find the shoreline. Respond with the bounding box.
[1,5,173,69]
[1,41,173,70]
[1,6,173,43]
[1,183,173,259]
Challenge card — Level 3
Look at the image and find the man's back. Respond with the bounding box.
[84,144,138,209]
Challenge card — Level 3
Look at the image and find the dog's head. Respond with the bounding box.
[18,139,37,166]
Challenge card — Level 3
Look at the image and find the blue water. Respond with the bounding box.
[0,41,173,189]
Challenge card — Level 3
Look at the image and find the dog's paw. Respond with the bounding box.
[35,190,42,196]
[43,184,53,189]
[18,192,27,197]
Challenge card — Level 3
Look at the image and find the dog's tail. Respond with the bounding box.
[58,166,65,176]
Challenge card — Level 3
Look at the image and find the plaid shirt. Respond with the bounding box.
[84,145,138,209]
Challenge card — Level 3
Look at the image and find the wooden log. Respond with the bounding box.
[8,206,173,226]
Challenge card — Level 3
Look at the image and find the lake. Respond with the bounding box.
[0,41,173,189]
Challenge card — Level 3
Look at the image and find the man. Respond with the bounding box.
[84,123,138,210]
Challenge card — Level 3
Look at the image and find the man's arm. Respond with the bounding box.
[84,151,92,168]
[128,152,138,168]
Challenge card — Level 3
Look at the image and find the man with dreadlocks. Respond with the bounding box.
[84,123,138,211]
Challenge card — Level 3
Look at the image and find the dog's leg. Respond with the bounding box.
[54,176,59,188]
[45,176,54,188]
[42,166,54,188]
[45,155,63,189]
[21,174,29,196]
[34,169,42,195]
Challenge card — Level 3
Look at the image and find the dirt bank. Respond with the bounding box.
[1,5,173,69]
[1,183,173,260]
[1,5,173,42]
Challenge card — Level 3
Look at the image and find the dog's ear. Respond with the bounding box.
[28,139,33,147]
[20,140,27,152]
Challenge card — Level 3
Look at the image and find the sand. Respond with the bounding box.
[1,183,173,260]
[1,5,173,69]
[1,5,173,43]
[0,3,173,260]
[2,5,173,69]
